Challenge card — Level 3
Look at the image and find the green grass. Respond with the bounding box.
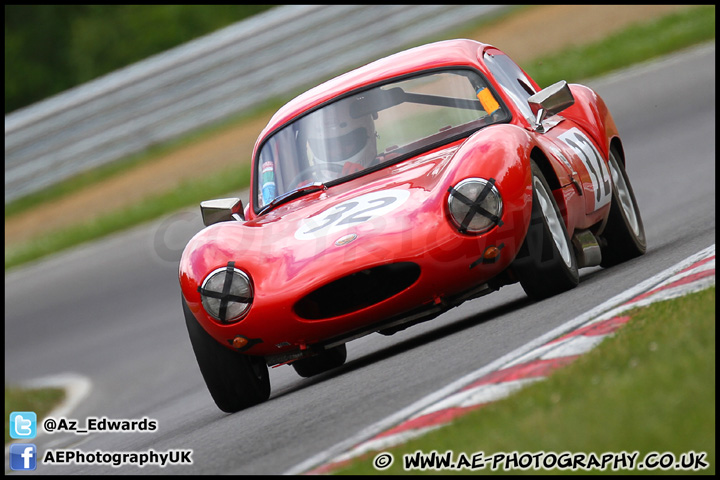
[525,5,716,88]
[5,386,65,445]
[335,287,716,475]
[4,4,715,271]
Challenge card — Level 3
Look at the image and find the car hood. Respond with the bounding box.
[181,143,464,293]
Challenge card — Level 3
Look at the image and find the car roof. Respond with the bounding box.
[255,39,494,146]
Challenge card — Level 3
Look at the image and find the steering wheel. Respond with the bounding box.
[289,162,344,188]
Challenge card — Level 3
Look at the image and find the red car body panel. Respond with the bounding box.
[180,134,532,357]
[179,39,620,363]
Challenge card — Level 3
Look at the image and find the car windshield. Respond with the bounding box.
[254,69,508,210]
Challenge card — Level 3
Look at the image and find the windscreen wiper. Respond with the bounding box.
[257,182,326,216]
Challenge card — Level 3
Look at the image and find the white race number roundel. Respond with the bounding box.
[295,189,410,240]
[558,127,612,211]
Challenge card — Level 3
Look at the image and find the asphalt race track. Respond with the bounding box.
[4,43,715,475]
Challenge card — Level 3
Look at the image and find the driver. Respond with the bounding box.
[304,96,378,179]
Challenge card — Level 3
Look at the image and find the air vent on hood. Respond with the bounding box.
[295,262,421,320]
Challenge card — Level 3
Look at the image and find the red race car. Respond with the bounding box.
[179,39,646,412]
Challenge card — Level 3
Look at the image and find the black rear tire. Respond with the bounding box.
[292,344,347,378]
[599,147,647,267]
[183,298,270,413]
[512,160,579,300]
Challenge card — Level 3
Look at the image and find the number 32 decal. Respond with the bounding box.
[558,127,612,211]
[295,190,410,240]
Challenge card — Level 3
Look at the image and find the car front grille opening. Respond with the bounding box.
[294,262,421,320]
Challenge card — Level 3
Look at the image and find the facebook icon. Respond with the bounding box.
[10,444,37,471]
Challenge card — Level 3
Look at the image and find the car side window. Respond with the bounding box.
[484,51,537,123]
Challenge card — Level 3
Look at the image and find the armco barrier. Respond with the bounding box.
[4,5,507,203]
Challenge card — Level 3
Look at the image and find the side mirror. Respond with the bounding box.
[528,80,575,132]
[200,198,244,226]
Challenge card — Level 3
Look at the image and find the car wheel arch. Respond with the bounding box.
[529,147,562,192]
[609,137,626,167]
[528,146,572,234]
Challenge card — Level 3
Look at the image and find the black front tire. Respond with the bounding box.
[599,147,647,267]
[183,298,270,413]
[512,160,579,300]
[292,344,347,378]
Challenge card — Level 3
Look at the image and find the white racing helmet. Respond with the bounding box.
[305,96,377,170]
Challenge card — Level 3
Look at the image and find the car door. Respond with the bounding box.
[544,122,612,215]
[483,49,612,217]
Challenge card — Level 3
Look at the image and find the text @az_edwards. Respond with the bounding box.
[42,416,156,434]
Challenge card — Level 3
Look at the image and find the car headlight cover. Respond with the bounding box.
[199,264,253,323]
[447,178,503,234]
